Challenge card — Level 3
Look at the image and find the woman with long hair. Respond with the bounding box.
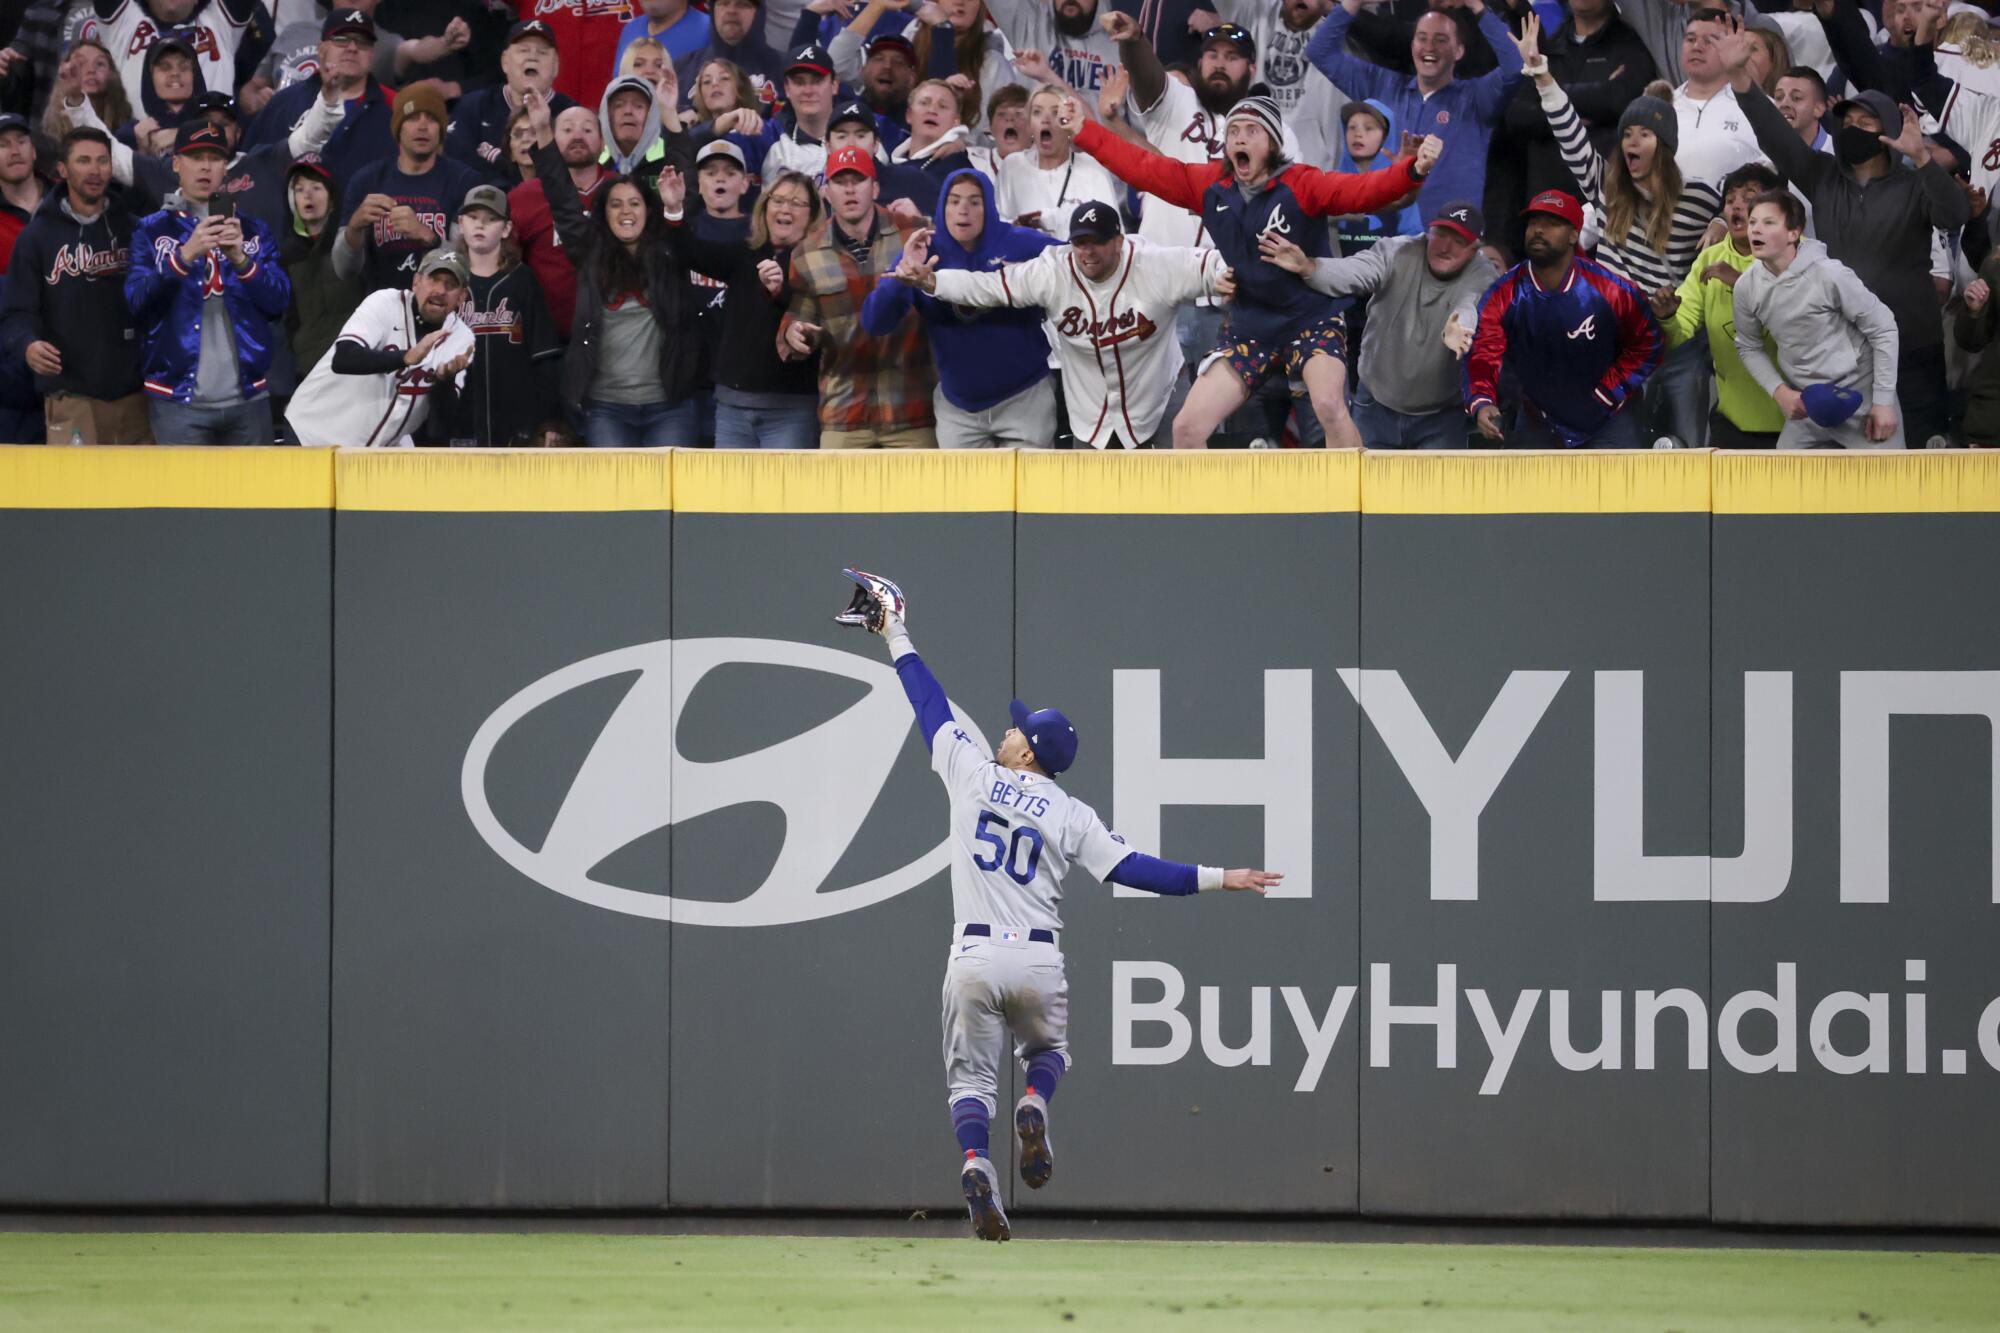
[526,87,702,446]
[43,39,134,144]
[668,168,824,448]
[1520,12,1720,446]
[688,57,762,129]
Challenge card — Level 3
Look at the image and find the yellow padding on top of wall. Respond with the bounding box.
[1016,448,1360,513]
[1713,451,2000,514]
[335,449,672,511]
[674,449,1014,512]
[1364,449,1712,514]
[0,445,334,509]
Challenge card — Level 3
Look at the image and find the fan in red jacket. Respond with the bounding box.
[1064,90,1440,448]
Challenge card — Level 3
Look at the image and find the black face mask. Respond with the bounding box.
[1836,124,1886,166]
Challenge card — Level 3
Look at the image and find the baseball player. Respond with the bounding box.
[893,200,1232,449]
[833,568,1280,1242]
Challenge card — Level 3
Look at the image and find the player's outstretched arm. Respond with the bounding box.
[833,568,956,750]
[1103,851,1281,896]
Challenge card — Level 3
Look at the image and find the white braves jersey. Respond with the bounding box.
[1931,79,2000,199]
[929,718,1130,934]
[98,0,254,120]
[930,235,1226,446]
[287,290,448,448]
[1130,77,1303,248]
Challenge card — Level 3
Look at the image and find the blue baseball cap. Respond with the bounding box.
[1801,383,1864,428]
[1009,699,1078,776]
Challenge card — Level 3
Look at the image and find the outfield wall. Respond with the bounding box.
[3,447,1997,1226]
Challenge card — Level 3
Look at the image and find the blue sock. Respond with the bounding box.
[1025,1051,1065,1102]
[951,1098,990,1158]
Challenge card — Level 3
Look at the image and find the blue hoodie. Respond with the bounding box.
[1336,99,1420,248]
[860,167,1056,414]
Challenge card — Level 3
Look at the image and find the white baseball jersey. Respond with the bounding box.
[929,718,1130,935]
[984,0,1124,96]
[286,289,454,448]
[1130,76,1303,248]
[996,149,1123,234]
[1931,79,2000,199]
[97,0,257,121]
[930,234,1226,446]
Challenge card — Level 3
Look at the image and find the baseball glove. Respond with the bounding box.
[833,567,907,633]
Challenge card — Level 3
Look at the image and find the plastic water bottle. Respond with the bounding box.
[68,427,82,446]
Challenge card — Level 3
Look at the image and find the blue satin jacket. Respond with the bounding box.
[126,206,292,403]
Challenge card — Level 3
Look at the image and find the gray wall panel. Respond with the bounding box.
[1358,514,1711,1219]
[331,511,671,1208]
[1712,513,2000,1227]
[0,510,331,1205]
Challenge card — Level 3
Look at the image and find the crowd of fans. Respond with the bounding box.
[0,0,1997,449]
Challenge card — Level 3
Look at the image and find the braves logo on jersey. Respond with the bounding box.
[1055,305,1158,348]
[532,0,632,17]
[1258,208,1294,239]
[1180,112,1223,158]
[1567,314,1597,341]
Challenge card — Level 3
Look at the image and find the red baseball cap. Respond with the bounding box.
[826,145,876,181]
[1521,189,1584,229]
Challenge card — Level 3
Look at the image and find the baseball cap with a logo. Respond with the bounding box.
[1009,699,1079,776]
[787,42,833,77]
[1801,383,1864,428]
[321,7,377,41]
[189,90,237,120]
[459,183,510,219]
[418,246,470,284]
[865,32,915,59]
[1068,200,1122,242]
[173,121,230,157]
[696,139,747,171]
[1430,201,1484,243]
[829,98,877,132]
[0,113,30,138]
[1521,188,1584,229]
[826,145,875,180]
[506,18,557,46]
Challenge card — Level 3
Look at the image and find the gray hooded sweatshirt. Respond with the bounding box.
[1307,235,1498,417]
[1732,238,1900,405]
[599,75,666,176]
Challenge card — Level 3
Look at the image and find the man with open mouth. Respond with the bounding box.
[445,20,577,190]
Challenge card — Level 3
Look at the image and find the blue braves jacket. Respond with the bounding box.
[1464,253,1662,445]
[125,203,291,403]
[244,76,395,195]
[859,166,1055,414]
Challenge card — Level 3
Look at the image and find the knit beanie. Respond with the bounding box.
[1226,95,1284,152]
[392,83,448,139]
[1616,95,1678,155]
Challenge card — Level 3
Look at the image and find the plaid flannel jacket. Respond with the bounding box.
[780,209,935,433]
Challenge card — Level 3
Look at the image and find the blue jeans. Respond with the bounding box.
[1643,336,1710,448]
[148,396,275,446]
[583,398,699,446]
[1352,383,1467,449]
[712,394,821,449]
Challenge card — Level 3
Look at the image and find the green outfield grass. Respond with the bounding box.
[1,1232,1995,1331]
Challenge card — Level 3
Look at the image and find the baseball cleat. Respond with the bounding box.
[1014,1092,1053,1190]
[960,1155,1011,1242]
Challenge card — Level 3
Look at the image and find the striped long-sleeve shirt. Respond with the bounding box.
[1541,79,1721,295]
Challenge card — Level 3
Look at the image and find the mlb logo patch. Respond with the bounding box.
[999,928,1023,943]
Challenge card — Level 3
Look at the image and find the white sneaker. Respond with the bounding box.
[960,1155,1010,1242]
[1652,436,1678,450]
[1014,1092,1053,1190]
